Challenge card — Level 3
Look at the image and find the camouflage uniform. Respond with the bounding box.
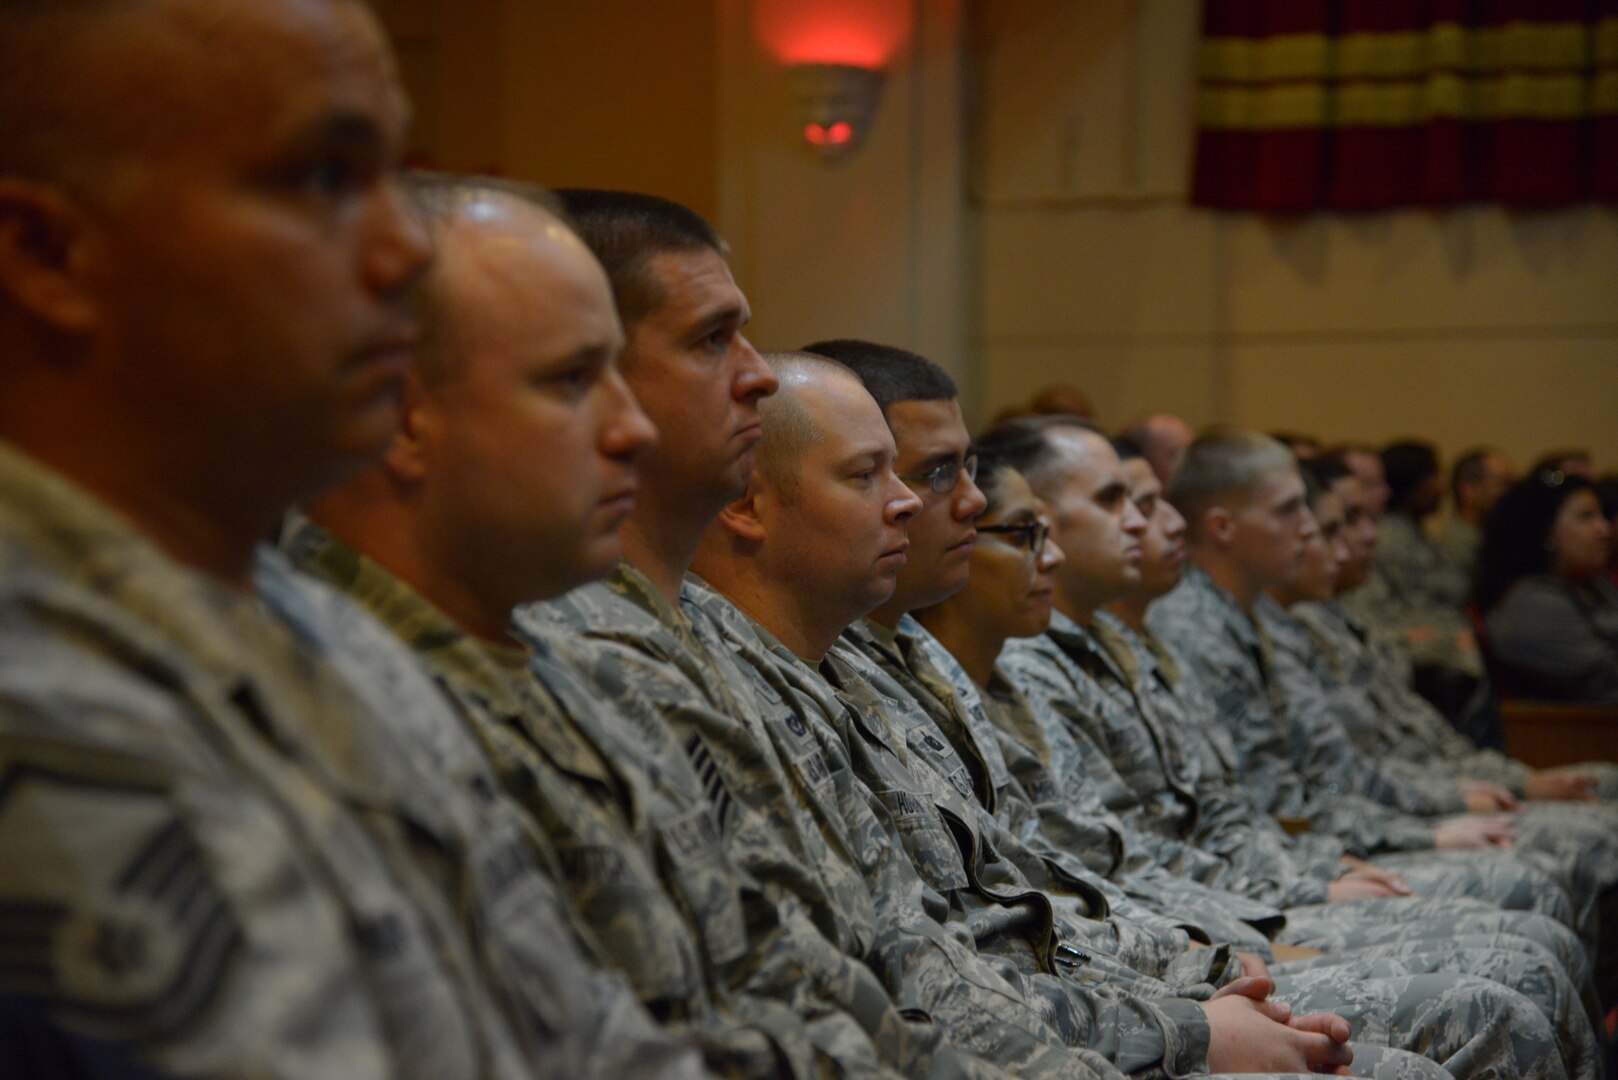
[992,611,1601,1077]
[1086,616,1581,950]
[281,521,909,1080]
[1148,568,1582,935]
[1295,599,1618,803]
[1434,517,1481,581]
[0,442,709,1080]
[1350,513,1481,678]
[528,565,1128,1080]
[849,618,1284,955]
[538,569,1540,1079]
[1261,595,1618,954]
[817,615,1577,1080]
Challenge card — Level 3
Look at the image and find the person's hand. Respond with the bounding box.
[1271,942,1325,964]
[1235,951,1270,979]
[1204,977,1353,1074]
[1432,815,1515,850]
[1459,780,1519,813]
[1328,874,1401,901]
[1524,770,1598,803]
[1345,863,1410,894]
[1403,626,1438,646]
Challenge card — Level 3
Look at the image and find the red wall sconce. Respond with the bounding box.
[754,0,913,162]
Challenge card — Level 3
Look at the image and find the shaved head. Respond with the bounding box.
[753,350,858,501]
[1,0,387,191]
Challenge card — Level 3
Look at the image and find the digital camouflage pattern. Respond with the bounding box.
[999,609,1576,960]
[855,617,1283,955]
[528,564,1129,1080]
[974,616,1599,1079]
[1089,616,1601,973]
[1263,596,1618,947]
[822,617,1589,1080]
[1295,599,1618,802]
[1351,513,1481,678]
[1147,569,1437,855]
[1147,569,1584,938]
[0,441,709,1080]
[280,520,904,1080]
[1257,596,1470,817]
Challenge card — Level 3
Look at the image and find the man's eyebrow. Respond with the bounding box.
[556,342,615,367]
[841,445,890,469]
[687,302,749,339]
[913,449,963,472]
[1093,480,1129,504]
[288,109,390,155]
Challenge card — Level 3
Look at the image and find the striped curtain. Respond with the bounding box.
[1191,0,1618,211]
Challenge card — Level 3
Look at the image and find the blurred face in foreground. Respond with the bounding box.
[25,0,431,503]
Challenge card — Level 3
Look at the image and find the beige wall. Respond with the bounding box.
[373,0,721,221]
[374,0,1618,471]
[716,0,967,381]
[972,0,1618,471]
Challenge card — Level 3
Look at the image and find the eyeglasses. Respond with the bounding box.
[977,518,1050,558]
[904,454,978,495]
[1535,468,1568,488]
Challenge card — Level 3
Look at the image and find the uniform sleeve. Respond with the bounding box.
[0,690,395,1080]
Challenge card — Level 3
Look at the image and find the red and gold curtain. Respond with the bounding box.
[1192,1,1618,211]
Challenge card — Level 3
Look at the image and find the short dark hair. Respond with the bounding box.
[1112,434,1145,462]
[1380,440,1440,512]
[1305,454,1352,490]
[1167,431,1295,540]
[800,339,956,417]
[553,189,726,329]
[1474,470,1596,612]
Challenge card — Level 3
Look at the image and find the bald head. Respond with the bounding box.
[401,172,584,384]
[1,0,388,188]
[753,351,860,501]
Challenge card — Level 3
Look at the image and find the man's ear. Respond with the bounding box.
[1203,505,1236,548]
[382,372,433,484]
[0,180,101,334]
[717,481,768,544]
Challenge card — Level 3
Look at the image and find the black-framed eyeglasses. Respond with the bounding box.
[904,453,978,495]
[977,518,1050,557]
